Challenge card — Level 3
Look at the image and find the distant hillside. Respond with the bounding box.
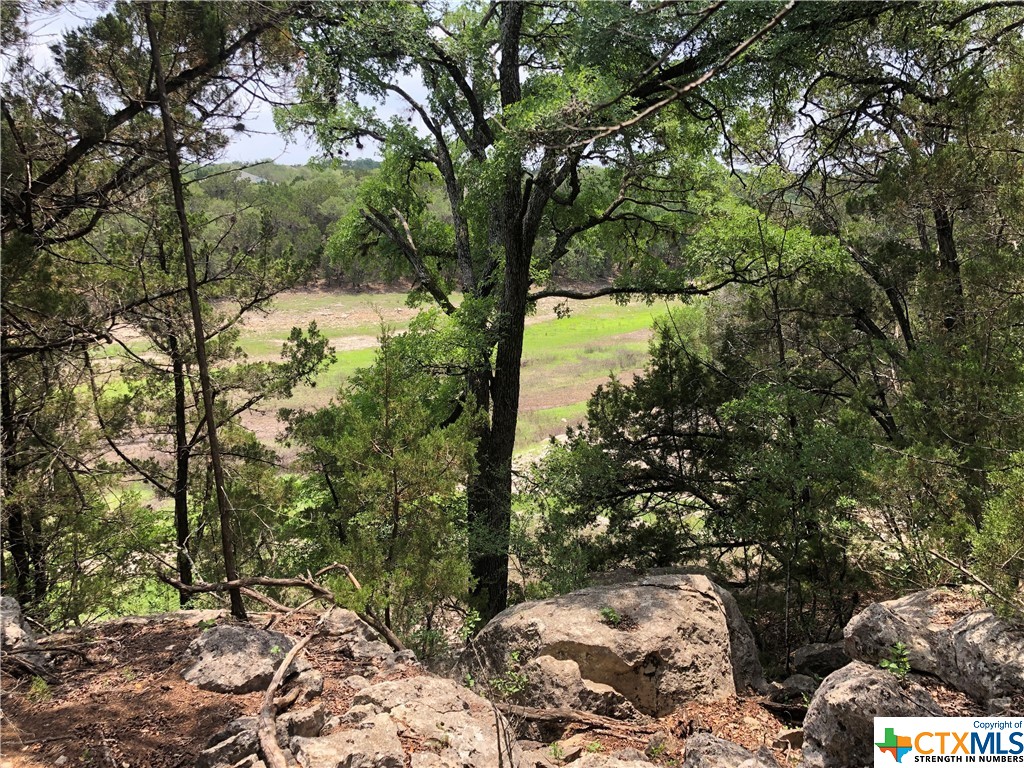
[193,158,380,185]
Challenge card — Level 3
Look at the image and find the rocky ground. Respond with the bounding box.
[1,580,1021,768]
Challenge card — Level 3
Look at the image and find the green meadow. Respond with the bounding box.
[237,289,683,454]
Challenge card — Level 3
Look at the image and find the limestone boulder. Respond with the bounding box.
[790,641,849,679]
[461,574,763,717]
[197,705,328,768]
[195,717,261,768]
[524,655,638,720]
[802,662,941,768]
[682,734,779,768]
[571,756,656,768]
[293,675,523,768]
[293,713,404,768]
[0,596,49,670]
[844,589,1024,702]
[182,625,309,694]
[323,607,394,661]
[768,673,817,704]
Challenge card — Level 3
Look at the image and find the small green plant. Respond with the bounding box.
[600,606,622,627]
[269,644,284,657]
[586,741,603,753]
[27,676,51,703]
[410,627,447,660]
[197,618,217,630]
[458,608,482,642]
[879,641,911,680]
[121,667,137,682]
[488,651,530,701]
[549,742,565,761]
[463,673,476,689]
[648,742,668,759]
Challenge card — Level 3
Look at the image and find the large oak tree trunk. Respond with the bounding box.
[468,0,527,621]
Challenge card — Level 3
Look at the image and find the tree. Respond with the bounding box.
[285,0,900,618]
[1,0,298,618]
[145,0,250,618]
[285,328,476,644]
[750,2,1024,583]
[532,0,1024,631]
[527,194,875,652]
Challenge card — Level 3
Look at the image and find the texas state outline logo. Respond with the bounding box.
[877,727,914,763]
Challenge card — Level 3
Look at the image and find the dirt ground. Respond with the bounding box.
[0,611,410,768]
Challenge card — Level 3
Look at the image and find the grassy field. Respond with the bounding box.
[230,288,682,455]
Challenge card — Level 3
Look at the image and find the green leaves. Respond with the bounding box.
[286,328,477,637]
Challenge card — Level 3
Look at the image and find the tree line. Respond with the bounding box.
[2,1,1022,659]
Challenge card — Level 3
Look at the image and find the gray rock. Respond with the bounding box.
[524,655,638,720]
[197,705,322,768]
[291,675,522,768]
[290,669,324,705]
[613,748,651,762]
[460,574,763,717]
[384,649,418,666]
[681,733,779,768]
[292,713,404,768]
[196,719,259,768]
[344,675,372,691]
[0,596,49,670]
[844,589,1024,702]
[772,729,803,750]
[802,661,941,768]
[323,608,394,661]
[279,703,327,739]
[769,673,817,703]
[790,642,850,678]
[572,756,657,768]
[519,748,558,768]
[182,625,307,694]
[351,676,523,767]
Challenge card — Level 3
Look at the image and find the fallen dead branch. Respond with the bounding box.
[0,651,59,683]
[258,616,324,768]
[157,562,407,652]
[758,699,807,721]
[6,643,95,664]
[927,549,1024,613]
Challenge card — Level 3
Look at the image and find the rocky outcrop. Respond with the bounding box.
[682,733,780,768]
[790,641,849,679]
[524,655,639,720]
[461,574,763,717]
[294,713,404,768]
[571,756,656,768]
[291,675,523,768]
[768,674,817,704]
[196,717,263,768]
[197,703,328,768]
[802,661,941,768]
[844,588,1024,703]
[181,625,311,694]
[323,607,394,661]
[0,596,49,671]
